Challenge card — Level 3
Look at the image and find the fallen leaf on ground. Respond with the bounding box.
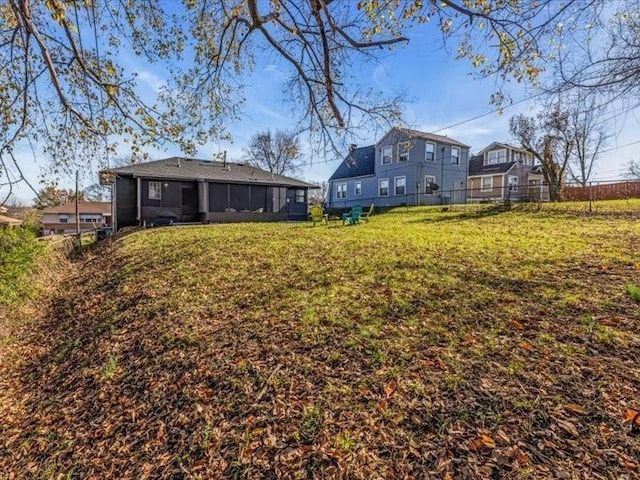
[565,403,586,414]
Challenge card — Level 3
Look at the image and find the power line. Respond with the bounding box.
[431,91,547,134]
[599,139,640,154]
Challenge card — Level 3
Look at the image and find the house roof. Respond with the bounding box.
[0,214,22,225]
[468,155,516,177]
[476,141,529,156]
[329,145,376,181]
[41,202,112,215]
[107,157,317,188]
[376,127,470,149]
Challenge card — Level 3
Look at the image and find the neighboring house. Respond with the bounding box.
[328,128,471,208]
[41,202,111,235]
[467,142,549,202]
[0,214,22,228]
[100,157,317,230]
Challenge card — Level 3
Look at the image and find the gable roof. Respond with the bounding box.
[329,145,376,181]
[107,157,316,188]
[476,141,529,156]
[41,202,111,215]
[468,155,516,176]
[375,127,470,149]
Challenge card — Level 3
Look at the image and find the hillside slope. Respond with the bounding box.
[2,206,640,479]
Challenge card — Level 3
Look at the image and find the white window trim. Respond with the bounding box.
[451,147,460,165]
[379,178,389,197]
[381,146,393,165]
[399,142,410,162]
[394,176,406,195]
[425,142,436,162]
[149,181,162,200]
[508,175,519,192]
[481,176,494,192]
[424,175,436,194]
[485,149,507,166]
[354,181,362,195]
[336,182,347,199]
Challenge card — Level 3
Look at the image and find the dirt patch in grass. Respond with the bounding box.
[1,205,640,479]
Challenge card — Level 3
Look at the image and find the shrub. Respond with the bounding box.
[0,228,45,305]
[626,284,640,303]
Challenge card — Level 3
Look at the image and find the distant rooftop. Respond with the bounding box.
[41,202,112,215]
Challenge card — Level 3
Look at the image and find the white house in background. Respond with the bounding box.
[41,201,111,235]
[467,142,549,202]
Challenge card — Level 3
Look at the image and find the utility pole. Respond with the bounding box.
[75,170,80,240]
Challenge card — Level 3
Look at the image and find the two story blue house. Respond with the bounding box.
[327,128,470,208]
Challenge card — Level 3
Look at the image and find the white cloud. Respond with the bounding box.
[136,70,165,93]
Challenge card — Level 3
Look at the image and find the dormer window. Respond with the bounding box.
[486,149,506,165]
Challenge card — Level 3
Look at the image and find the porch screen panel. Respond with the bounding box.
[209,183,228,212]
[250,185,268,211]
[229,184,251,211]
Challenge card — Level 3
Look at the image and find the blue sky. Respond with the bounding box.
[9,15,640,203]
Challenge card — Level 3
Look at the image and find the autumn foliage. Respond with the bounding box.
[1,203,640,478]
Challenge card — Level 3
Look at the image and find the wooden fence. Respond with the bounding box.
[561,181,640,201]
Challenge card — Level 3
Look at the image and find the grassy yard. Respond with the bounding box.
[1,203,640,478]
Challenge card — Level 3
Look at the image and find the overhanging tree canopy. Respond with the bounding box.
[1,0,637,199]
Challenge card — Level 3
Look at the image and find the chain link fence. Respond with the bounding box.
[327,179,640,215]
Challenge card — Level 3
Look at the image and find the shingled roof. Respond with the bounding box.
[375,128,470,149]
[41,202,111,215]
[107,158,317,189]
[468,155,517,176]
[329,145,376,181]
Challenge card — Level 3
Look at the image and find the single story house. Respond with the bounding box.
[100,157,317,231]
[41,202,112,235]
[327,128,471,209]
[467,142,549,202]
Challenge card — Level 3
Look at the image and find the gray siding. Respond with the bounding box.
[329,130,469,208]
[113,176,310,229]
[115,176,137,229]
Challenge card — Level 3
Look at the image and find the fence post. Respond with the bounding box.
[588,181,593,213]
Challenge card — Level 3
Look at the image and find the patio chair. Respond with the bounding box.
[310,205,328,226]
[360,203,375,222]
[342,205,363,225]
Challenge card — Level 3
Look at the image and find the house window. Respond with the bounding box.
[399,142,410,162]
[486,149,506,165]
[295,189,305,203]
[394,176,406,195]
[508,175,519,192]
[336,183,347,199]
[451,147,460,165]
[425,142,435,162]
[149,181,162,200]
[424,175,436,194]
[354,181,362,195]
[59,214,69,223]
[382,146,393,164]
[481,177,493,192]
[79,214,102,223]
[379,178,389,196]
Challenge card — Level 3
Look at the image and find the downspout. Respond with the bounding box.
[136,177,142,226]
[112,177,117,232]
